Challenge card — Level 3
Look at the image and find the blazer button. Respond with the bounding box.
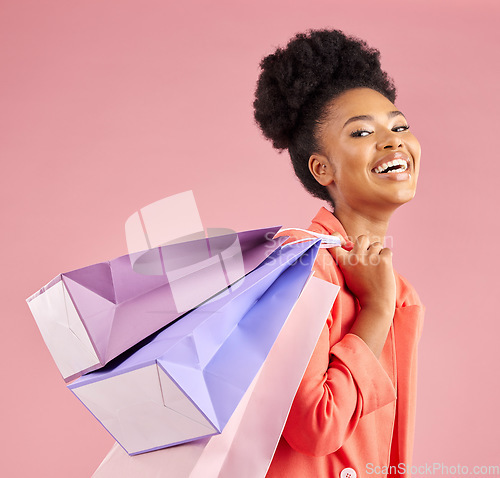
[340,467,357,478]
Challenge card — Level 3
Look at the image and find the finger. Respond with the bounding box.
[328,232,354,251]
[328,232,346,244]
[367,241,384,254]
[329,243,350,265]
[379,247,393,260]
[342,241,355,251]
[352,235,370,254]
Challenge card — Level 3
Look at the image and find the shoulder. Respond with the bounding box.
[395,271,423,308]
[395,271,425,340]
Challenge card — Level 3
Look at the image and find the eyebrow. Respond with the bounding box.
[343,110,406,128]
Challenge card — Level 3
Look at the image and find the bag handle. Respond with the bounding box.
[278,228,342,249]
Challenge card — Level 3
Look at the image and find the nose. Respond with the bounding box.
[377,130,403,151]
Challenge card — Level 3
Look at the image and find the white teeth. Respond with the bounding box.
[373,159,408,173]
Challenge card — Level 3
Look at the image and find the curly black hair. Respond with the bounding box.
[253,29,397,204]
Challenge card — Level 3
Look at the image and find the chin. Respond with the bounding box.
[391,188,417,206]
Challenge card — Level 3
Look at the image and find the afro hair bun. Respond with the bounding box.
[253,29,396,151]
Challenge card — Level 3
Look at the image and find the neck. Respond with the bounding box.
[332,203,393,245]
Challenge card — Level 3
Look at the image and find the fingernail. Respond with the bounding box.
[343,241,354,251]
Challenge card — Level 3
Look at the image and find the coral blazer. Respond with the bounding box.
[266,207,424,478]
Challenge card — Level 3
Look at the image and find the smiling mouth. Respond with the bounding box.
[372,159,408,174]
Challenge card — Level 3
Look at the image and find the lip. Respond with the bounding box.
[370,151,411,174]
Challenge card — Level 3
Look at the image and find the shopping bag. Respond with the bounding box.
[26,226,286,382]
[93,277,339,478]
[69,240,321,455]
[92,274,339,477]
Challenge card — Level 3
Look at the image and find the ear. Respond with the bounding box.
[308,154,335,186]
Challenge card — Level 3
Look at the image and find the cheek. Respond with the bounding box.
[334,163,368,196]
[328,142,371,185]
[338,157,370,181]
[408,134,422,163]
[331,146,369,173]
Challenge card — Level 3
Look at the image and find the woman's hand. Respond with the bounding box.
[330,235,396,358]
[331,235,396,313]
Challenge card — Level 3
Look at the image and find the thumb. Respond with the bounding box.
[327,232,353,250]
[329,242,350,266]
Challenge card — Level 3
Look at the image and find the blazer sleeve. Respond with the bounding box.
[277,231,397,457]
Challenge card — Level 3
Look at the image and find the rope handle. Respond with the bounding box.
[278,227,342,249]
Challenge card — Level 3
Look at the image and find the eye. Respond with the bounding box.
[392,124,410,133]
[350,129,372,137]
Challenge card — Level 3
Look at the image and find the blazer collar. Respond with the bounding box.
[310,207,348,241]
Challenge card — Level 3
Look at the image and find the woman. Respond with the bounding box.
[253,30,424,477]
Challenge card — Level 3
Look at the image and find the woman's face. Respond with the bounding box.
[310,87,421,215]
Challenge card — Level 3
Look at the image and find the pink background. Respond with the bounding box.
[2,0,499,476]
